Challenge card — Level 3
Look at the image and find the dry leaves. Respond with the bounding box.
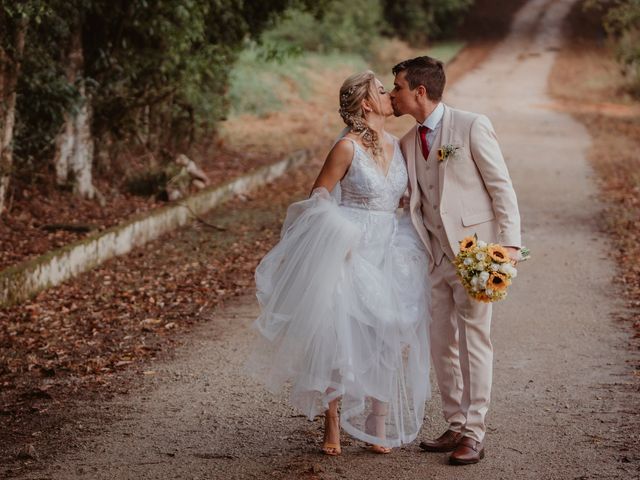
[0,146,285,271]
[0,155,322,469]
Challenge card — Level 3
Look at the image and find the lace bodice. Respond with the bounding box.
[338,137,408,212]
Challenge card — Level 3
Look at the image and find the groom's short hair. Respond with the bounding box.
[392,56,446,101]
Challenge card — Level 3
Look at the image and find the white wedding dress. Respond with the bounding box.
[250,135,431,448]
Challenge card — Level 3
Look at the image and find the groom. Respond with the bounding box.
[390,56,521,465]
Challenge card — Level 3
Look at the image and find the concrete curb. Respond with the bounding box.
[0,149,310,306]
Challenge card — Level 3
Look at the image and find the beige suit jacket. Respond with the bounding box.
[400,104,521,266]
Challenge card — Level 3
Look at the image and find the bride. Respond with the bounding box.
[249,70,431,455]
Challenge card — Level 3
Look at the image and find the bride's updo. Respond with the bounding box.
[339,71,383,160]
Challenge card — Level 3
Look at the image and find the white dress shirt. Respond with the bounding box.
[417,102,444,149]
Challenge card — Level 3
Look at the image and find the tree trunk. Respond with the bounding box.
[54,112,74,184]
[95,131,114,177]
[0,18,27,216]
[52,24,99,201]
[70,80,96,199]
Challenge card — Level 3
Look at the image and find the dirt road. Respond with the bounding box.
[16,0,639,478]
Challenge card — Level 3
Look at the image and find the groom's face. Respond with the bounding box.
[390,71,416,117]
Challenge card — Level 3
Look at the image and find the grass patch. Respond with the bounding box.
[228,45,367,117]
[228,39,465,118]
[426,41,466,64]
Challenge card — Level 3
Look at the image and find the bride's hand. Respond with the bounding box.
[311,187,331,200]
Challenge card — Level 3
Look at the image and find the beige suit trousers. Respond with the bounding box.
[430,256,493,442]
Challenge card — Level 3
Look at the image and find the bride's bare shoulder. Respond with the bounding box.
[331,136,356,152]
[311,137,355,191]
[326,137,356,166]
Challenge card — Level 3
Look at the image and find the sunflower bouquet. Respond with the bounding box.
[453,235,529,303]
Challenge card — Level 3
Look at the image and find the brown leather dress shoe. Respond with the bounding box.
[449,436,485,465]
[419,429,463,452]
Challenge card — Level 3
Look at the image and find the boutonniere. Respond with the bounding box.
[437,144,460,162]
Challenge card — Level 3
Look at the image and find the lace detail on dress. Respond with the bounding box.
[339,137,408,213]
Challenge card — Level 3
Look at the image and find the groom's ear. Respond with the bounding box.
[416,85,427,98]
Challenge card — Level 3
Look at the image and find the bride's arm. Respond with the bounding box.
[309,139,354,197]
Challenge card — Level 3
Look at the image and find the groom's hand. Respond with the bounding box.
[505,246,519,265]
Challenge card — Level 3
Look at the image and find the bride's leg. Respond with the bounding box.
[322,396,341,456]
[366,399,392,454]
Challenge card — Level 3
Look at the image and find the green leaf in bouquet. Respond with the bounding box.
[518,246,531,262]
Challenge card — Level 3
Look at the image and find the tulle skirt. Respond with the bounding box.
[248,189,431,447]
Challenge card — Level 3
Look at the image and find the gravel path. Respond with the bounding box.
[17,0,640,478]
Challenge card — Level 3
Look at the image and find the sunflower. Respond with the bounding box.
[488,272,509,291]
[437,148,445,161]
[475,293,492,303]
[488,245,509,263]
[459,236,477,252]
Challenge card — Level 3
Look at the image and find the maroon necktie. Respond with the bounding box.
[418,125,431,160]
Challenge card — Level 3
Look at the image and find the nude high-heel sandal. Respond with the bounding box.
[364,413,392,454]
[322,413,341,456]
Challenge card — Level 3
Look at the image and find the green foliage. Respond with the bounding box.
[229,0,385,117]
[604,0,640,95]
[382,0,474,45]
[228,45,293,116]
[12,3,79,165]
[261,0,384,57]
[586,0,640,95]
[4,0,323,179]
[85,1,231,147]
[0,1,57,181]
[1,0,49,26]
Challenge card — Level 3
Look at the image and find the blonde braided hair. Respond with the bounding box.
[338,71,383,160]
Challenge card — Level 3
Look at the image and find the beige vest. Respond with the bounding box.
[414,129,455,265]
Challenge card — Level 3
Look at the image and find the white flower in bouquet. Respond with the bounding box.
[499,262,517,277]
